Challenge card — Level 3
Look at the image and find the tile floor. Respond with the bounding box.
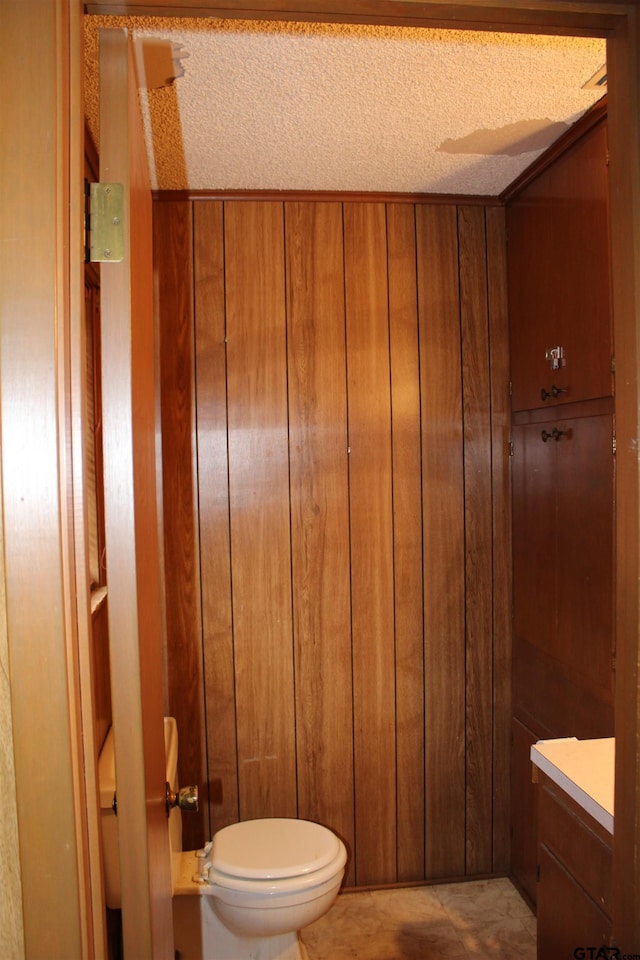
[300,878,536,960]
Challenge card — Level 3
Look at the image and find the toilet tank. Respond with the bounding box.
[98,716,183,909]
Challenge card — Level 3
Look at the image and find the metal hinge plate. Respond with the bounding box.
[86,182,124,263]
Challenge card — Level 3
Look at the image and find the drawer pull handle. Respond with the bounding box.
[541,428,566,443]
[541,385,567,401]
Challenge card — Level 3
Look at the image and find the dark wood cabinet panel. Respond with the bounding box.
[507,112,615,911]
[512,408,615,694]
[510,718,539,906]
[555,413,615,696]
[538,776,612,916]
[507,119,612,412]
[511,406,614,905]
[537,846,611,960]
[513,639,614,742]
[512,420,557,659]
[536,773,612,959]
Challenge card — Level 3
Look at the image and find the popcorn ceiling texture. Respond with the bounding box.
[84,17,606,195]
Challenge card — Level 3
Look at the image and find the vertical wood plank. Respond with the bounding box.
[386,203,425,882]
[194,201,240,835]
[344,202,397,885]
[416,204,466,879]
[608,22,640,952]
[486,205,512,873]
[285,201,355,879]
[459,206,493,875]
[225,201,297,819]
[0,417,25,959]
[155,200,208,850]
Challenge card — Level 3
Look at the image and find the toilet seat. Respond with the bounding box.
[207,818,346,894]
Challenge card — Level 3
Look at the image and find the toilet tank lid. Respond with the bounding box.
[211,818,341,880]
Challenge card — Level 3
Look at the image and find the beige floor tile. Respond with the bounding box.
[370,886,451,928]
[459,917,536,958]
[300,879,536,960]
[435,879,532,927]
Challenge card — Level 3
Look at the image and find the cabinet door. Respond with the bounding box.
[555,413,615,695]
[512,420,557,655]
[512,411,614,684]
[537,846,611,959]
[508,120,612,412]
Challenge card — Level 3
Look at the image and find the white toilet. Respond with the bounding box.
[98,719,347,960]
[173,817,347,960]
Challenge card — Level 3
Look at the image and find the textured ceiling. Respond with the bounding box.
[84,16,606,196]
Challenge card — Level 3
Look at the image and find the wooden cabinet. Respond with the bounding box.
[510,403,615,906]
[507,109,615,909]
[536,771,612,959]
[507,116,612,413]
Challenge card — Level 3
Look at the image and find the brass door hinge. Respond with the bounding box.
[85,181,124,263]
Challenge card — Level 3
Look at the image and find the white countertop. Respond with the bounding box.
[531,737,614,834]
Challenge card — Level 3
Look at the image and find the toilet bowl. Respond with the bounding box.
[173,817,347,960]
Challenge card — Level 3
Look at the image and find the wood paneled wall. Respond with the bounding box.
[154,197,511,887]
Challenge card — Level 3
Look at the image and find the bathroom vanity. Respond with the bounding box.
[531,738,614,958]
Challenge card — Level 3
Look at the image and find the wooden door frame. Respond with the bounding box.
[1,0,638,955]
[90,1,638,951]
[0,0,102,957]
[99,0,639,946]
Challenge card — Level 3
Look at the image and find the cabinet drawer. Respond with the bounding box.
[538,774,612,917]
